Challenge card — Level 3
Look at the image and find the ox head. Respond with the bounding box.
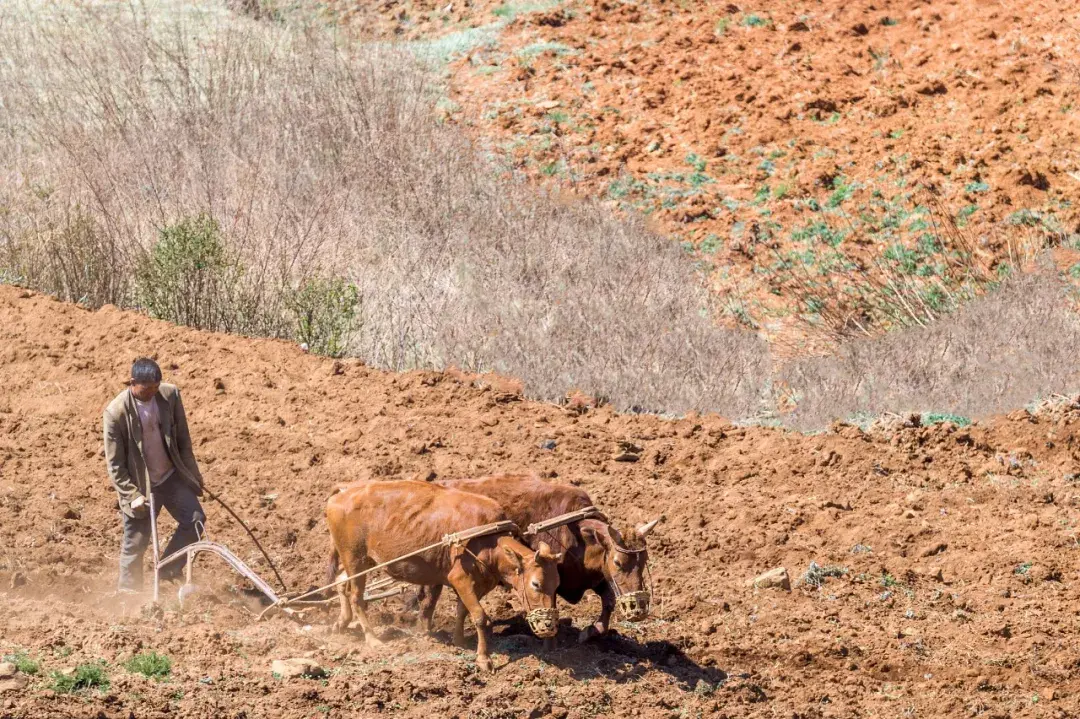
[497,536,563,638]
[582,517,661,622]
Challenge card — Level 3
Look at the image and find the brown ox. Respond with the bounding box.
[418,474,659,644]
[326,479,562,672]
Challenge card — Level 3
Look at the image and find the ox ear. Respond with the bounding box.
[503,545,525,574]
[636,516,662,538]
[535,541,564,564]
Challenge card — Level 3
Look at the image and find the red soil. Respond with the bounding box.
[1,286,1080,717]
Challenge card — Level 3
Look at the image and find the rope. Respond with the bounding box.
[266,519,520,613]
[204,487,289,594]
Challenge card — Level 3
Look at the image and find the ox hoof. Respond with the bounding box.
[477,655,494,674]
[364,635,386,649]
[578,624,605,644]
[453,635,468,650]
[333,622,349,635]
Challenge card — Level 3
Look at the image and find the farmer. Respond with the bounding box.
[103,358,206,593]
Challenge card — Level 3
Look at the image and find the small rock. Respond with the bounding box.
[537,99,561,110]
[0,663,15,679]
[330,361,345,376]
[0,676,25,694]
[699,618,718,635]
[271,658,325,679]
[213,377,226,393]
[746,567,791,592]
[540,439,557,451]
[612,452,639,462]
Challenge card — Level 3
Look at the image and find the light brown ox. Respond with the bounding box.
[325,479,563,672]
[418,474,660,645]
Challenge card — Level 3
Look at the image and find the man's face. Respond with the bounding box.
[130,381,160,402]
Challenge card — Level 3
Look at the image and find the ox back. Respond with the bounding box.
[328,479,507,586]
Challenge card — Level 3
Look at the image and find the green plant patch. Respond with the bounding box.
[922,412,972,427]
[286,276,361,358]
[125,652,172,680]
[4,651,40,676]
[826,178,854,208]
[50,662,110,694]
[801,562,849,588]
[792,220,845,248]
[740,13,771,27]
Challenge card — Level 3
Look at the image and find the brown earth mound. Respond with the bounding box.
[1,285,1080,717]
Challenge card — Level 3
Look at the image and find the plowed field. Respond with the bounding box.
[1,286,1079,717]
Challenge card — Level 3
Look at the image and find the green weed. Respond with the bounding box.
[740,13,770,27]
[125,652,172,681]
[50,662,110,694]
[922,412,971,427]
[801,562,849,588]
[3,651,40,676]
[699,234,722,254]
[880,572,903,589]
[286,276,361,358]
[826,178,854,208]
[685,153,707,173]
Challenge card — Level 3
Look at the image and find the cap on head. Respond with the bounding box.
[131,358,162,385]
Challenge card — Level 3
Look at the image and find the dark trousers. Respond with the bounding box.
[118,474,206,590]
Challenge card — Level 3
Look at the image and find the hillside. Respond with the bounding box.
[324,0,1080,350]
[1,286,1079,717]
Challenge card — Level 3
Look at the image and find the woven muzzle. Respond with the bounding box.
[616,591,650,621]
[526,608,559,638]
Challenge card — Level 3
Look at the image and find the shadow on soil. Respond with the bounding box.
[435,615,730,690]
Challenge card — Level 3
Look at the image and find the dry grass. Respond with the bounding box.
[779,258,1080,429]
[0,0,769,418]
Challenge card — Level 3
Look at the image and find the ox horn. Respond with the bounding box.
[535,541,563,563]
[636,517,662,537]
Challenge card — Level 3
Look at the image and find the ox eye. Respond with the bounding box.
[530,580,541,591]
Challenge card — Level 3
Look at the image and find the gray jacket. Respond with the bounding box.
[103,383,203,517]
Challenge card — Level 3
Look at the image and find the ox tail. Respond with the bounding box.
[325,546,341,599]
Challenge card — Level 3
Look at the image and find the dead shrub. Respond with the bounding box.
[780,259,1080,429]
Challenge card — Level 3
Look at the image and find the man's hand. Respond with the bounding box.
[129,495,149,518]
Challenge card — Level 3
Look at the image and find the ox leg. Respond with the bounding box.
[334,580,353,634]
[349,573,385,648]
[336,551,384,647]
[448,571,494,673]
[419,584,443,635]
[453,595,469,649]
[579,584,616,644]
